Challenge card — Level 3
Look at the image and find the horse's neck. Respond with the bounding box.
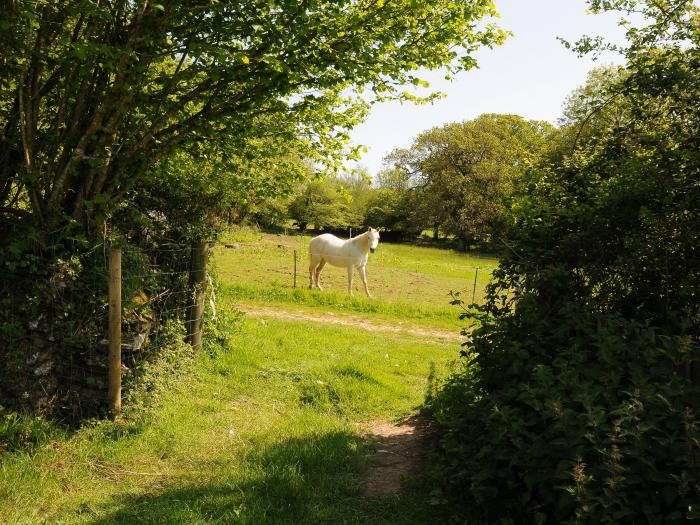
[350,232,370,251]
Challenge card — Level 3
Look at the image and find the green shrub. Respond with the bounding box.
[427,5,700,521]
[429,294,699,523]
[121,320,195,414]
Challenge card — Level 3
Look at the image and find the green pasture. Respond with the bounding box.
[215,227,497,331]
[0,228,495,523]
[0,315,456,524]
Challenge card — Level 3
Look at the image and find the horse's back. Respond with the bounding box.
[309,233,345,252]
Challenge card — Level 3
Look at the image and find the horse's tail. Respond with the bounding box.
[308,236,319,259]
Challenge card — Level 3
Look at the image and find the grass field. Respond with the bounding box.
[0,228,498,524]
[216,227,498,332]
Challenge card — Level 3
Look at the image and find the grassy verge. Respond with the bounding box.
[0,311,456,524]
[0,228,492,523]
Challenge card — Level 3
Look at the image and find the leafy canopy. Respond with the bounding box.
[429,1,700,522]
[0,0,507,239]
[385,114,554,246]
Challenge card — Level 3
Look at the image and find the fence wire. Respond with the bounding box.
[212,236,492,306]
[2,242,210,422]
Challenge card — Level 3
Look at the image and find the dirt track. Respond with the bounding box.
[237,304,463,342]
[238,303,456,496]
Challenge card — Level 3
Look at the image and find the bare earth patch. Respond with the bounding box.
[237,304,462,342]
[362,416,432,496]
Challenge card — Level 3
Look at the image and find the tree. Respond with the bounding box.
[429,1,700,522]
[374,166,412,192]
[385,114,554,248]
[365,167,422,237]
[548,65,630,159]
[288,179,349,231]
[0,0,507,242]
[336,166,373,229]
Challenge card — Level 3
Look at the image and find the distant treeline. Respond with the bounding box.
[242,114,556,250]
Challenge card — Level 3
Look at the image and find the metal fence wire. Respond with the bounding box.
[1,241,210,422]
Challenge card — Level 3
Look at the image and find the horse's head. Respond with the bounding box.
[367,227,380,253]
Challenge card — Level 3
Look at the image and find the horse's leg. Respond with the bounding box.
[359,265,371,298]
[347,265,354,295]
[315,259,326,290]
[309,256,318,289]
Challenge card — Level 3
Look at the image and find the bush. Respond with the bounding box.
[427,6,700,521]
[429,293,699,523]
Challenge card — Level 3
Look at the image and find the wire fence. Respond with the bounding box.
[1,241,211,422]
[214,234,494,306]
[0,231,493,421]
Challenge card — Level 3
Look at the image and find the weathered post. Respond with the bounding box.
[293,250,297,288]
[186,241,209,349]
[471,267,479,304]
[108,248,122,418]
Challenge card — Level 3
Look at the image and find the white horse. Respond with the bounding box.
[308,227,380,297]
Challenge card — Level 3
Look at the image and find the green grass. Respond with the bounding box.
[214,227,497,331]
[0,228,495,524]
[0,312,456,524]
[219,282,463,332]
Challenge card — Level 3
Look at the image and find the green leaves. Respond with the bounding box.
[427,2,700,522]
[1,0,506,239]
[431,298,700,523]
[384,114,555,248]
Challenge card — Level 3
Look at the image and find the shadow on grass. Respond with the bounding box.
[88,430,440,525]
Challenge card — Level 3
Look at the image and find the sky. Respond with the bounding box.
[347,0,630,177]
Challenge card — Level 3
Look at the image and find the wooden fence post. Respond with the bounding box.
[293,250,297,288]
[471,267,479,304]
[108,248,122,418]
[186,241,209,349]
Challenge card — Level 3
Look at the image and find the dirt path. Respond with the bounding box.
[237,304,463,342]
[238,304,448,496]
[362,416,433,496]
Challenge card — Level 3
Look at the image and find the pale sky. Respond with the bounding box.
[348,0,629,176]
